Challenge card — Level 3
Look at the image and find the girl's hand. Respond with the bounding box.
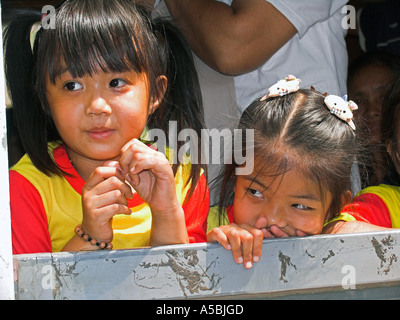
[254,217,309,238]
[81,161,134,243]
[207,224,264,269]
[119,138,188,245]
[119,138,180,215]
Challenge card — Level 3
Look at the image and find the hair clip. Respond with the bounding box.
[260,75,301,101]
[30,21,42,52]
[324,95,358,130]
[29,13,49,52]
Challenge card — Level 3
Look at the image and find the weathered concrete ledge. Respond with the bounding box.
[14,230,400,300]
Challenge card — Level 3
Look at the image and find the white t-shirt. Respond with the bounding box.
[218,0,349,113]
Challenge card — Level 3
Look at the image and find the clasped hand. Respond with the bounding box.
[81,138,180,244]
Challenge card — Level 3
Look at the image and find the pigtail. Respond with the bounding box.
[3,9,58,175]
[149,18,206,197]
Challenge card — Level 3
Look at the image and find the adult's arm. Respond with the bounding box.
[163,0,297,75]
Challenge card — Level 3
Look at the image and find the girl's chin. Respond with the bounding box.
[69,148,121,163]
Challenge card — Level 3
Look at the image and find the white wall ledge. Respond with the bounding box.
[14,230,400,300]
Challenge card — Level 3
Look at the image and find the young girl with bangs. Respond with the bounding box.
[207,76,379,269]
[4,0,209,254]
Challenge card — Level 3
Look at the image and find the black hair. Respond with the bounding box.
[218,89,362,222]
[3,0,205,198]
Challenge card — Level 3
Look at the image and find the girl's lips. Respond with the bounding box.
[86,128,115,140]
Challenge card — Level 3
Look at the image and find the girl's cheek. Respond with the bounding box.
[291,217,324,236]
[232,203,253,225]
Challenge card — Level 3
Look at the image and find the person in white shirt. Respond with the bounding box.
[162,0,349,113]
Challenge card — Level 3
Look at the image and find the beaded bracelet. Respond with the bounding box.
[74,225,113,250]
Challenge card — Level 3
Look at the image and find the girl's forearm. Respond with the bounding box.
[150,206,189,246]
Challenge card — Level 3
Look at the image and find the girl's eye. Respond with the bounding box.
[110,79,127,88]
[292,204,312,210]
[248,188,263,198]
[64,82,82,91]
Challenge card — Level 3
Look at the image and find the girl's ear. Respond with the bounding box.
[149,75,167,115]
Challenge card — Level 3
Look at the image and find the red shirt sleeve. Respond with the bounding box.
[9,170,52,254]
[182,174,210,243]
[227,205,235,223]
[342,192,393,228]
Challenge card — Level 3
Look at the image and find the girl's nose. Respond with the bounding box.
[264,206,287,228]
[86,96,112,116]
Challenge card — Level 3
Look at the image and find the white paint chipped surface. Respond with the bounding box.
[14,231,400,300]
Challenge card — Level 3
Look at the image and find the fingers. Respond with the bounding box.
[254,217,308,238]
[207,224,264,269]
[120,139,173,188]
[254,217,275,238]
[208,219,311,270]
[238,225,263,268]
[207,227,231,251]
[268,225,309,238]
[85,166,134,200]
[120,139,169,177]
[119,138,179,214]
[82,166,135,241]
[85,183,131,213]
[295,229,309,237]
[128,152,171,185]
[269,225,289,238]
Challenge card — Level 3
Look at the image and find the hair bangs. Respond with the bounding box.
[47,0,153,83]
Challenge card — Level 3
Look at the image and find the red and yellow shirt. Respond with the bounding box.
[10,142,209,254]
[341,184,400,228]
